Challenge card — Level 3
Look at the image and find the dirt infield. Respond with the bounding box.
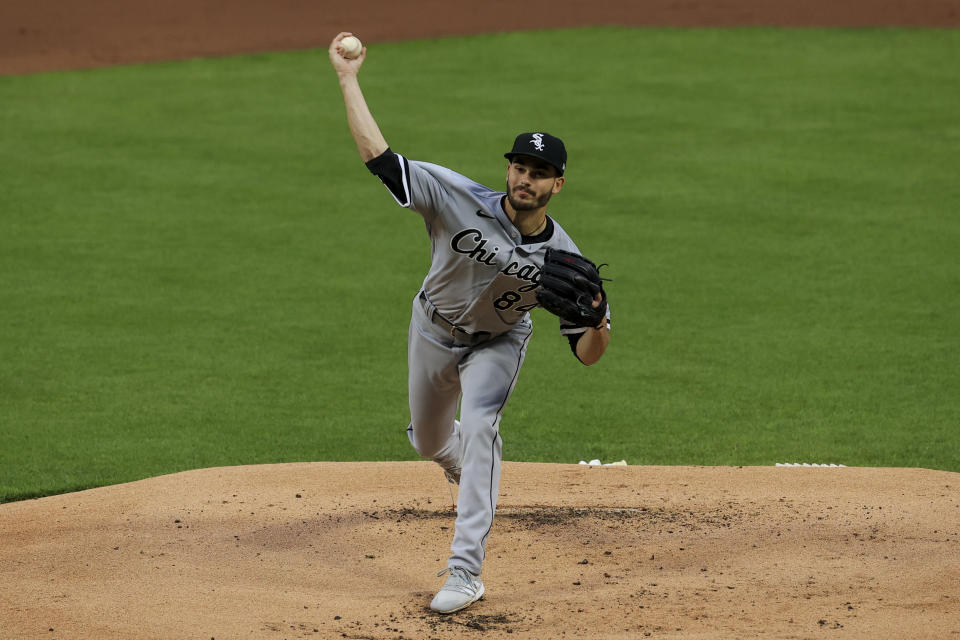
[2,0,959,75]
[1,462,957,639]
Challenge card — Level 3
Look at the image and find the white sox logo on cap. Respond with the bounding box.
[531,133,545,151]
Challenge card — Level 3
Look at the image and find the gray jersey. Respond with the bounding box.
[375,153,602,336]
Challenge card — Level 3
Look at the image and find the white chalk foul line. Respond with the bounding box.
[775,462,847,467]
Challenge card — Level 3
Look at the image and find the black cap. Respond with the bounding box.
[504,132,566,176]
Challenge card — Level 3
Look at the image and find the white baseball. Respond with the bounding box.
[340,36,363,59]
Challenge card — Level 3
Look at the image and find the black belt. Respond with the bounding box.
[419,291,493,346]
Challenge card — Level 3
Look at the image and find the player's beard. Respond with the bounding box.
[506,183,553,211]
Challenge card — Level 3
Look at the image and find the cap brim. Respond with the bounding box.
[504,152,564,176]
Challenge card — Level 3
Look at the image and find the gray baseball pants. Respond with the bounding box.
[405,292,532,575]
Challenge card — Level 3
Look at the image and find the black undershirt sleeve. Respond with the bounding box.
[567,333,586,364]
[365,147,408,204]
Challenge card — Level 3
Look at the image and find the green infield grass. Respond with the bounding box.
[1,27,958,502]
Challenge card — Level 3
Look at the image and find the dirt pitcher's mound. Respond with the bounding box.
[1,462,957,639]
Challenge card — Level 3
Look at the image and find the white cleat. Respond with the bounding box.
[429,566,485,614]
[439,460,461,509]
[440,460,461,485]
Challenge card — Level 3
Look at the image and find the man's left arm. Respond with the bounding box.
[575,293,610,365]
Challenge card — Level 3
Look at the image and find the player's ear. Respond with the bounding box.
[552,176,565,194]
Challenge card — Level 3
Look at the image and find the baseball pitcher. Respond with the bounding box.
[329,32,611,614]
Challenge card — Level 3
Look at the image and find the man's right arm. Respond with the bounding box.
[329,32,389,162]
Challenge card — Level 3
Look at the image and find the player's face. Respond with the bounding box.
[506,157,564,211]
